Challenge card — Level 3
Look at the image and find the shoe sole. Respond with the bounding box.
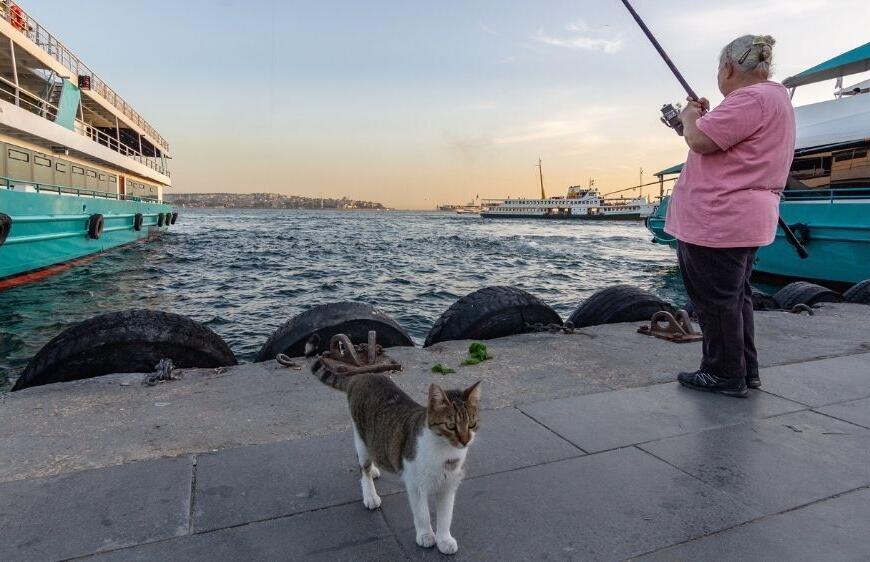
[747,380,762,389]
[678,380,749,398]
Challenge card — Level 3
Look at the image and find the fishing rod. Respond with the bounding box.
[618,0,809,259]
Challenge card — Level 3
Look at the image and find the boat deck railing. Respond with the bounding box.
[783,186,870,202]
[0,175,161,203]
[0,2,169,153]
[0,75,169,176]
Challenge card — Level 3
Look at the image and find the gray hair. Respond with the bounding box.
[720,35,775,76]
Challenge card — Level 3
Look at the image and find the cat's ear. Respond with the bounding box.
[428,383,448,407]
[464,381,482,404]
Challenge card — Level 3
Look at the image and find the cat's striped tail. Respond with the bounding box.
[305,334,350,392]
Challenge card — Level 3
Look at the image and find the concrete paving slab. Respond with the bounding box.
[817,397,870,429]
[193,407,581,533]
[634,487,870,562]
[640,411,870,514]
[760,352,870,407]
[88,503,403,562]
[0,456,192,561]
[519,382,803,453]
[192,431,383,533]
[381,447,758,561]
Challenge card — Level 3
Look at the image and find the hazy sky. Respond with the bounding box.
[26,0,870,208]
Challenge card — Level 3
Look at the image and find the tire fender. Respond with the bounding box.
[12,310,238,391]
[0,212,11,246]
[87,213,104,240]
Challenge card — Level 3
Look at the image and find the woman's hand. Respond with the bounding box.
[682,96,720,154]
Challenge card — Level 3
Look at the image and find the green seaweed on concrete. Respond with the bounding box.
[461,342,492,366]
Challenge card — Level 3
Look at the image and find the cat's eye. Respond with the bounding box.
[469,422,478,429]
[446,423,456,430]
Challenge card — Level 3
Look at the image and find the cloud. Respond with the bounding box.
[534,19,623,54]
[492,107,618,145]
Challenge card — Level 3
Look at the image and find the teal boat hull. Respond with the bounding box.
[0,189,172,285]
[646,195,870,286]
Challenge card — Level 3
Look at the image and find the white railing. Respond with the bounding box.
[1,1,170,153]
[0,74,169,176]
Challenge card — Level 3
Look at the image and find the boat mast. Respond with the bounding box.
[538,158,546,199]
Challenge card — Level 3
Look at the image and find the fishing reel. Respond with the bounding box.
[660,103,684,136]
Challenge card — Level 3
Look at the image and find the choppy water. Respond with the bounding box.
[0,209,690,390]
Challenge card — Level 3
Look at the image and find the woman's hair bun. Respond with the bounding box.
[753,35,775,62]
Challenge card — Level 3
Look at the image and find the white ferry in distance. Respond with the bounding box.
[481,185,658,221]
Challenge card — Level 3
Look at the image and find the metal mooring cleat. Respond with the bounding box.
[319,331,402,376]
[637,310,703,343]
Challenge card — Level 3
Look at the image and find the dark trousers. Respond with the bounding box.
[677,241,759,380]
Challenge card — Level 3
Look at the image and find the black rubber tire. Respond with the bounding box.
[255,302,414,361]
[789,223,811,246]
[12,310,238,391]
[773,281,842,310]
[170,212,178,225]
[0,212,11,246]
[164,212,172,227]
[133,213,144,232]
[424,286,561,347]
[157,213,165,227]
[843,279,870,304]
[568,285,675,328]
[751,288,780,311]
[87,213,104,239]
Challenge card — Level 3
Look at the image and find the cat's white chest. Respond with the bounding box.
[403,429,469,493]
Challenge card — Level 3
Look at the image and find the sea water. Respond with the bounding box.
[0,209,689,390]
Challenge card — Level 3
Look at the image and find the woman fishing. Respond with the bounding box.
[665,35,797,397]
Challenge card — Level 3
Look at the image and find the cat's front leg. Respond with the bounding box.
[435,482,459,555]
[406,484,435,548]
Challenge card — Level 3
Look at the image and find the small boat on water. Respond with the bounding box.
[646,41,870,287]
[481,159,658,221]
[0,3,173,290]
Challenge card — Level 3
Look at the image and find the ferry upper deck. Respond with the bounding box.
[0,2,170,187]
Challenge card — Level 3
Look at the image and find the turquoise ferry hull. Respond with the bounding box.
[0,189,172,287]
[646,195,870,286]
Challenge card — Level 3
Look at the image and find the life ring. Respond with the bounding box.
[789,223,811,246]
[87,213,104,239]
[0,213,12,246]
[170,212,178,225]
[157,213,165,227]
[133,213,143,231]
[10,5,26,32]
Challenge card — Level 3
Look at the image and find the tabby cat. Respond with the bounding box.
[305,336,481,555]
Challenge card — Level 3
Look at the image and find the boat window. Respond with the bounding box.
[109,175,116,183]
[56,162,68,172]
[34,156,51,167]
[86,170,97,178]
[8,149,29,162]
[834,149,869,162]
[99,174,106,180]
[72,166,85,175]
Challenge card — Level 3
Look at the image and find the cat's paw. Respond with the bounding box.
[370,465,381,479]
[415,531,436,548]
[362,493,381,510]
[436,536,459,555]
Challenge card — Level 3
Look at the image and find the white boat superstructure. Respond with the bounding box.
[481,186,658,220]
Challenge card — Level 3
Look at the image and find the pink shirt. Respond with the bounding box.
[665,81,796,248]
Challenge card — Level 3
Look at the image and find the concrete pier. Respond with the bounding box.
[2,303,869,560]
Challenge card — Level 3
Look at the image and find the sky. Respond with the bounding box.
[25,0,870,209]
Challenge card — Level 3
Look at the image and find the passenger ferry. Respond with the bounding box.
[0,3,173,290]
[646,42,870,287]
[481,185,658,221]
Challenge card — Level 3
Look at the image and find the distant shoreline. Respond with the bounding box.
[164,192,387,211]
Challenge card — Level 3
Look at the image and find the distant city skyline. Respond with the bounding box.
[26,0,870,209]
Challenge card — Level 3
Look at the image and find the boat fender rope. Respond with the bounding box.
[790,303,815,316]
[524,320,576,334]
[276,353,302,369]
[143,358,181,386]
